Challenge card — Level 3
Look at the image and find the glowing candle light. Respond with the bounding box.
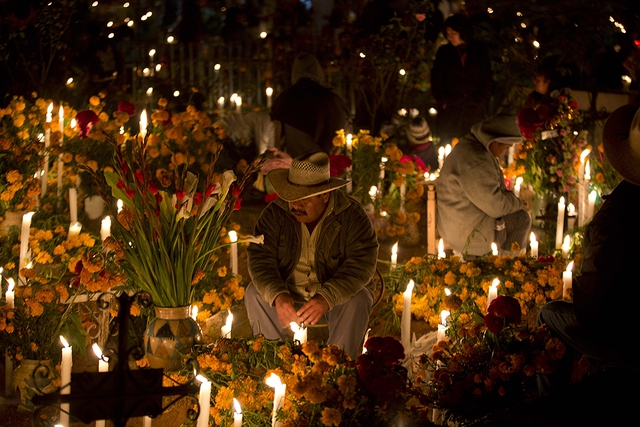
[369,185,377,202]
[100,216,111,243]
[346,133,353,156]
[556,196,565,249]
[57,105,65,202]
[401,280,415,351]
[67,222,82,240]
[196,375,212,427]
[586,190,596,222]
[290,322,307,344]
[562,235,571,259]
[266,373,286,427]
[438,238,446,259]
[436,309,450,343]
[117,199,124,213]
[221,309,233,338]
[60,336,72,427]
[391,241,398,268]
[92,343,109,373]
[438,146,445,170]
[5,277,15,308]
[562,261,574,298]
[362,328,371,355]
[229,230,238,275]
[487,278,500,308]
[529,232,538,258]
[567,203,576,231]
[491,242,499,256]
[514,176,523,198]
[191,305,199,321]
[42,103,53,196]
[266,87,273,108]
[19,212,35,284]
[139,109,148,139]
[233,398,243,427]
[235,96,242,114]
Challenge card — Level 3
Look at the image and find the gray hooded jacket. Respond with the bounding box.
[436,115,523,256]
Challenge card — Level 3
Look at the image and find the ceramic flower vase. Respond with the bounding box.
[11,359,58,410]
[144,306,203,371]
[0,209,27,237]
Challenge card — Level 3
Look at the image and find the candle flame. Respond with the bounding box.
[404,279,415,296]
[59,105,64,119]
[289,322,304,333]
[225,309,233,328]
[7,278,15,292]
[266,87,273,97]
[559,196,565,205]
[60,336,70,348]
[491,278,500,289]
[369,186,377,197]
[580,149,591,163]
[265,372,283,388]
[139,109,148,134]
[235,96,242,107]
[567,203,576,215]
[530,232,537,243]
[92,342,105,359]
[191,305,198,320]
[392,241,398,255]
[444,288,451,296]
[562,235,571,249]
[233,397,242,414]
[196,374,209,384]
[228,230,238,242]
[566,261,574,272]
[515,176,523,186]
[491,242,498,255]
[440,310,451,325]
[584,160,591,179]
[445,144,452,156]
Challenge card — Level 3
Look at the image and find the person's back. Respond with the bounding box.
[270,52,349,158]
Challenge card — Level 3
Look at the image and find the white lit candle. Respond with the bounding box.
[229,230,238,275]
[438,146,445,170]
[401,280,415,351]
[562,261,574,299]
[487,278,499,308]
[567,203,576,231]
[221,309,233,338]
[379,157,387,190]
[438,238,445,259]
[436,310,450,343]
[290,322,308,344]
[561,235,571,259]
[622,75,632,91]
[117,199,124,213]
[513,176,523,198]
[67,221,82,240]
[265,373,286,427]
[235,96,242,114]
[196,375,212,427]
[139,109,148,140]
[390,241,398,268]
[191,305,199,321]
[218,96,225,116]
[19,212,35,284]
[346,134,353,157]
[369,185,377,203]
[42,103,53,196]
[529,232,538,258]
[491,242,498,256]
[266,87,273,109]
[92,343,109,373]
[233,398,243,427]
[586,190,596,222]
[556,196,565,249]
[144,416,152,427]
[60,336,72,427]
[100,216,111,243]
[57,105,65,203]
[68,188,78,223]
[5,277,15,308]
[362,328,371,355]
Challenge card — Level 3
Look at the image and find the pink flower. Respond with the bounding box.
[416,13,426,22]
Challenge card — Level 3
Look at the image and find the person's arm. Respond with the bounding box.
[462,161,523,218]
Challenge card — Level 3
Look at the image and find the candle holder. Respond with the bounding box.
[31,292,202,427]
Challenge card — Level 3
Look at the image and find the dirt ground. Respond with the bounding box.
[0,198,434,427]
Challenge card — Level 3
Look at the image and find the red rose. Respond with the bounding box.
[416,13,426,22]
[75,110,99,137]
[569,101,578,109]
[485,295,522,334]
[329,154,351,177]
[363,335,405,366]
[517,108,545,140]
[117,101,136,116]
[484,311,504,333]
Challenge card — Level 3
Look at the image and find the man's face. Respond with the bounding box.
[489,141,512,158]
[288,193,330,224]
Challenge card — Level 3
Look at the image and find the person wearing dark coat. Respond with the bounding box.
[430,13,493,144]
[270,52,349,158]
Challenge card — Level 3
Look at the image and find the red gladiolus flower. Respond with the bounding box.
[117,101,136,116]
[194,191,203,205]
[233,197,242,211]
[517,108,545,140]
[135,170,145,183]
[116,179,125,190]
[155,192,163,204]
[148,181,159,195]
[205,183,218,197]
[569,101,578,109]
[176,190,186,200]
[121,161,129,174]
[126,188,135,198]
[76,110,99,138]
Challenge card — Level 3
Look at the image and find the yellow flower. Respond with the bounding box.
[89,96,101,106]
[217,266,227,277]
[6,170,22,184]
[321,407,342,426]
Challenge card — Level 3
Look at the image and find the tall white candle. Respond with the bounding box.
[529,232,538,258]
[229,230,238,275]
[221,309,233,338]
[487,278,500,308]
[5,277,15,308]
[491,242,499,256]
[562,261,574,299]
[19,212,35,284]
[390,241,398,268]
[555,196,565,249]
[346,134,353,157]
[191,305,199,321]
[233,398,243,427]
[378,157,387,191]
[196,375,212,427]
[345,166,352,194]
[218,97,225,117]
[100,216,111,243]
[437,146,445,170]
[266,87,273,109]
[513,176,523,198]
[143,416,152,427]
[586,190,596,222]
[436,310,450,343]
[139,109,148,140]
[235,96,242,114]
[60,336,72,427]
[68,188,78,223]
[438,238,446,259]
[93,342,109,427]
[401,280,415,351]
[561,235,571,259]
[265,373,286,427]
[42,103,53,196]
[290,322,307,344]
[579,159,591,227]
[566,203,576,231]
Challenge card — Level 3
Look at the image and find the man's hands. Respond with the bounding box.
[274,293,330,328]
[274,293,300,329]
[297,294,329,326]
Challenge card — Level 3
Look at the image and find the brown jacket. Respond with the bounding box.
[247,191,379,309]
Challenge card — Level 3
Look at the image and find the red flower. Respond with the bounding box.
[176,189,186,200]
[484,296,522,333]
[399,154,413,164]
[411,155,427,173]
[125,188,135,198]
[517,108,545,140]
[537,255,555,263]
[233,197,242,211]
[155,192,163,204]
[205,183,218,197]
[135,170,145,183]
[569,101,578,109]
[75,110,99,137]
[193,191,203,206]
[329,154,352,177]
[148,181,159,195]
[117,101,136,116]
[116,179,125,190]
[265,192,279,203]
[416,13,426,22]
[363,336,405,367]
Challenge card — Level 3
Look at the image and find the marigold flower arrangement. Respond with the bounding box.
[514,88,588,197]
[0,94,48,214]
[82,108,268,307]
[412,295,569,423]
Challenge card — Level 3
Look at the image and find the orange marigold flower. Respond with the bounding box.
[321,407,342,427]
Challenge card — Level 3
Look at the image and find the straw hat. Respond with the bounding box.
[406,117,432,145]
[267,152,349,202]
[603,104,640,185]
